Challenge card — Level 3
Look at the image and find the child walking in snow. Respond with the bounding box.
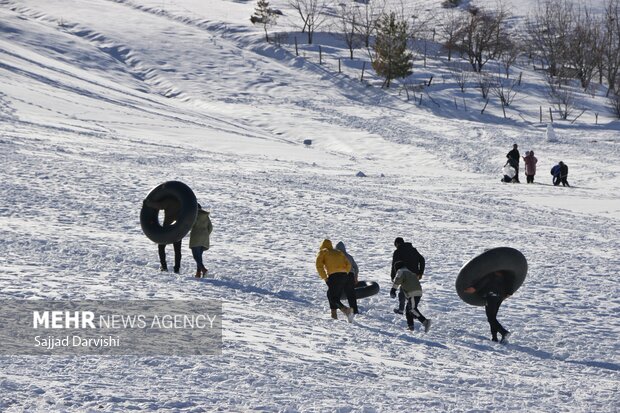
[390,261,431,332]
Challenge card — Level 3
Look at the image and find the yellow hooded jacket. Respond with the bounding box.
[315,239,352,280]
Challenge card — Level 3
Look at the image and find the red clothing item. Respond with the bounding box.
[523,152,538,176]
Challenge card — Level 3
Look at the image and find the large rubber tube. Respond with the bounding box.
[140,181,198,245]
[455,247,528,306]
[341,280,380,300]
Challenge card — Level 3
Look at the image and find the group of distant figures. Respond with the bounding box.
[502,143,570,187]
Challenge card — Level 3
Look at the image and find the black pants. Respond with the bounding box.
[158,240,181,271]
[561,176,570,187]
[405,296,427,328]
[398,289,406,312]
[485,294,508,339]
[526,174,534,183]
[553,176,561,186]
[326,273,358,314]
[513,166,520,183]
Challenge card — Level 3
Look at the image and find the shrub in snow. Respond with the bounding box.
[356,171,367,177]
[250,0,278,42]
[372,12,412,88]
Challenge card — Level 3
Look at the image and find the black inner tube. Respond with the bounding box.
[140,181,197,245]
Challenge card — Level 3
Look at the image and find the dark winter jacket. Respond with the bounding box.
[559,162,568,178]
[507,148,520,163]
[390,243,425,280]
[144,196,180,226]
[471,272,515,298]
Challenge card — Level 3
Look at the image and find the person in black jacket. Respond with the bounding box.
[558,161,570,187]
[463,271,514,343]
[390,237,425,315]
[506,144,521,183]
[144,197,182,273]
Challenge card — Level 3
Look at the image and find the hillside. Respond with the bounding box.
[0,0,619,411]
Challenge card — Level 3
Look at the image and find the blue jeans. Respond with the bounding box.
[191,246,205,270]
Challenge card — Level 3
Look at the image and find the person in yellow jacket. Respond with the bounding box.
[189,204,213,278]
[316,239,357,322]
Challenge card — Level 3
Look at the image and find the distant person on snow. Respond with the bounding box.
[189,204,213,278]
[558,161,570,187]
[551,164,561,186]
[390,237,425,315]
[522,150,538,184]
[506,144,521,183]
[143,196,182,273]
[463,271,514,343]
[335,241,359,315]
[502,159,517,183]
[390,261,431,332]
[316,239,355,322]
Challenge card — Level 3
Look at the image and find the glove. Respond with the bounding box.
[390,288,397,299]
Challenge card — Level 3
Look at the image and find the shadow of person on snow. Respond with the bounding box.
[196,276,313,306]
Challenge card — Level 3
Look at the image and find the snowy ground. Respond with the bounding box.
[1,0,619,411]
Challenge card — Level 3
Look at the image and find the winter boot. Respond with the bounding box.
[195,269,201,278]
[345,309,355,323]
[393,308,404,315]
[201,266,208,277]
[423,319,432,333]
[330,309,338,320]
[500,331,511,344]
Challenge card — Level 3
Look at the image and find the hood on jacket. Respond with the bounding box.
[320,239,333,250]
[335,241,347,253]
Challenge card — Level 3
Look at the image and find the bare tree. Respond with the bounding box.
[288,0,331,44]
[602,0,620,92]
[491,75,519,107]
[499,38,523,79]
[609,92,620,118]
[440,8,465,61]
[477,71,493,99]
[336,1,360,59]
[546,74,576,119]
[449,62,471,92]
[455,5,511,72]
[526,0,575,77]
[565,5,603,88]
[354,0,385,49]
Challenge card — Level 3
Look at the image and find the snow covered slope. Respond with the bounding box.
[1,0,618,411]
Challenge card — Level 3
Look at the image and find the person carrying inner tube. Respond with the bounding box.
[463,271,514,343]
[143,196,182,273]
[316,239,355,322]
[390,261,431,332]
[390,237,425,315]
[189,203,213,278]
[335,241,359,316]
